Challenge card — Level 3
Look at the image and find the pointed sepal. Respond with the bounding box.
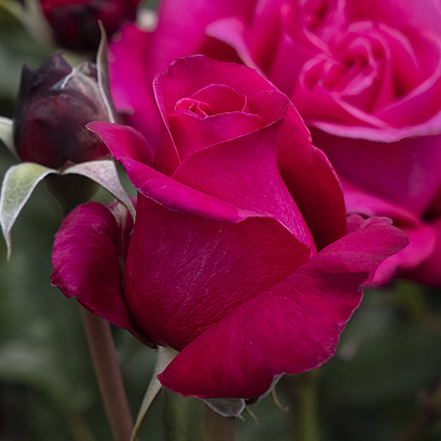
[0,117,19,160]
[131,346,178,441]
[63,160,136,221]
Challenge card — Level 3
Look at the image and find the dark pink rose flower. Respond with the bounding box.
[41,0,140,51]
[52,56,407,399]
[110,0,441,285]
[13,53,111,169]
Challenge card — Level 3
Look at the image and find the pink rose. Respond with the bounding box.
[110,0,441,285]
[52,56,407,398]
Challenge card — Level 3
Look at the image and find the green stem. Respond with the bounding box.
[204,404,235,441]
[286,371,320,441]
[81,306,134,441]
[164,388,204,441]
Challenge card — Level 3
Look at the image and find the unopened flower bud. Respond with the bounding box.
[13,53,111,169]
[40,0,141,51]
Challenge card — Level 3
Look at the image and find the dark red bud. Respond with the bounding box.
[40,0,141,51]
[13,53,111,169]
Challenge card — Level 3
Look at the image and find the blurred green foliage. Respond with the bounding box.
[1,3,441,441]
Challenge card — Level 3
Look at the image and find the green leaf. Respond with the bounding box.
[131,346,178,441]
[0,162,56,259]
[63,160,136,221]
[0,116,18,159]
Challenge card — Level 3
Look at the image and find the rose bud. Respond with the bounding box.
[40,0,141,51]
[13,53,111,170]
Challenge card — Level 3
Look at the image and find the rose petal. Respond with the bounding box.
[374,223,436,284]
[89,122,254,223]
[401,217,441,287]
[149,0,256,75]
[168,111,262,160]
[109,24,164,147]
[88,121,154,167]
[346,0,441,35]
[311,127,441,215]
[278,105,347,249]
[51,201,135,332]
[189,84,248,113]
[173,120,315,248]
[153,55,287,126]
[125,196,311,350]
[158,217,408,399]
[340,178,435,283]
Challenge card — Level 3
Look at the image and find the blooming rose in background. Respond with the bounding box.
[51,56,407,399]
[13,53,111,169]
[109,0,441,286]
[40,0,140,51]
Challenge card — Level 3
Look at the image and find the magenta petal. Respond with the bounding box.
[278,105,347,249]
[109,24,164,146]
[51,202,136,333]
[89,121,292,224]
[88,121,154,167]
[374,223,436,284]
[158,217,408,399]
[153,55,286,123]
[125,196,311,350]
[149,0,256,77]
[173,121,315,248]
[168,111,262,159]
[189,84,247,113]
[397,217,441,287]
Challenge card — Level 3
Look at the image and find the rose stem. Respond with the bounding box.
[283,371,320,441]
[81,306,135,441]
[205,404,235,441]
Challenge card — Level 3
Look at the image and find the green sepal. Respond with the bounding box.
[0,162,56,259]
[1,159,134,259]
[63,160,136,221]
[131,346,179,441]
[203,397,246,418]
[0,117,19,160]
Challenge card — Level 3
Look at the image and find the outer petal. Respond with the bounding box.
[310,128,441,215]
[399,217,441,287]
[125,196,312,350]
[341,178,436,283]
[374,224,436,285]
[278,105,347,249]
[87,121,154,167]
[89,122,256,223]
[149,0,256,75]
[51,201,136,333]
[158,217,408,399]
[109,24,164,147]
